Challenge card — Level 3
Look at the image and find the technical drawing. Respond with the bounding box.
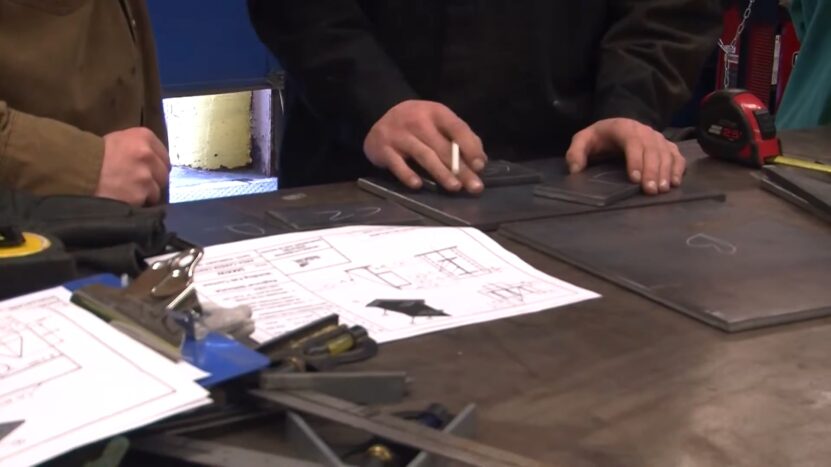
[264,238,352,275]
[0,316,81,400]
[345,265,411,289]
[0,331,22,358]
[415,247,490,278]
[479,282,552,304]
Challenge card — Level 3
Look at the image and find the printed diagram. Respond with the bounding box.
[479,282,553,304]
[366,299,448,323]
[261,238,351,275]
[293,255,321,268]
[416,247,491,279]
[346,265,411,289]
[344,247,494,290]
[0,315,80,401]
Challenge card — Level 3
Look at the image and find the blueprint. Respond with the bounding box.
[187,226,600,343]
[0,288,210,467]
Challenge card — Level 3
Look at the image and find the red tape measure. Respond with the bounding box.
[696,89,782,167]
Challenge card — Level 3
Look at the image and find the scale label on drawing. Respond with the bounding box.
[260,238,352,275]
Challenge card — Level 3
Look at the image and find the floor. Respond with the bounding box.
[168,166,278,203]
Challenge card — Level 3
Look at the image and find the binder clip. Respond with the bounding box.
[70,247,206,361]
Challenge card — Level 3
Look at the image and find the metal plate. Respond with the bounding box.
[421,160,543,191]
[359,159,724,231]
[268,200,423,230]
[760,177,831,224]
[500,198,831,332]
[763,165,831,215]
[533,168,640,206]
[166,201,289,247]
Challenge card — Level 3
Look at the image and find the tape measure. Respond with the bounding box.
[0,226,52,258]
[0,225,77,299]
[696,89,831,174]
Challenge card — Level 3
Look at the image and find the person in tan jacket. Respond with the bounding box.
[0,0,169,206]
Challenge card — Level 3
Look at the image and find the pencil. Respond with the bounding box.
[451,141,460,175]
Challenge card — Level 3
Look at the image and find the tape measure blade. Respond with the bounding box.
[772,156,831,175]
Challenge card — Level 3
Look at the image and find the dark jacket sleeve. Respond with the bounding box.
[594,0,723,128]
[247,0,419,150]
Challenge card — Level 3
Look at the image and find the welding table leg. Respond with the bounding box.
[286,411,354,467]
[408,404,477,467]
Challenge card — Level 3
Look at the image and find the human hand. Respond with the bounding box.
[95,127,170,206]
[363,100,487,194]
[565,118,686,195]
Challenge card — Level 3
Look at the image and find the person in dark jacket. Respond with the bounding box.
[248,1,722,195]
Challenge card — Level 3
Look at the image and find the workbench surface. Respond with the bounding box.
[164,127,831,467]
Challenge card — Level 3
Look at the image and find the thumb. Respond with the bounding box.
[565,129,593,173]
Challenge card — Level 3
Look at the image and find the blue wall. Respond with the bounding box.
[146,0,281,97]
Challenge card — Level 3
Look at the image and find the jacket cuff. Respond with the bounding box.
[593,90,663,130]
[0,108,104,196]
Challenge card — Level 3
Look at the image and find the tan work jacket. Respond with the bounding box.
[0,0,167,196]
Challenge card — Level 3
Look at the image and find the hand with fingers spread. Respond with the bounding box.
[95,127,171,206]
[565,118,686,195]
[363,100,488,194]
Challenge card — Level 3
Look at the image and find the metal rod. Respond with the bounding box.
[249,390,543,467]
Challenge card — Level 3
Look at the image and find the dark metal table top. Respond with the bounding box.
[165,127,831,466]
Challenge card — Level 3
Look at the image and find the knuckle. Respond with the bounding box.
[415,148,435,163]
[450,120,470,136]
[571,129,588,143]
[136,147,155,161]
[136,167,153,183]
[405,118,430,134]
[132,127,153,140]
[365,148,388,165]
[425,101,446,114]
[367,127,387,145]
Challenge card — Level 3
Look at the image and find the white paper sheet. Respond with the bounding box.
[187,225,600,343]
[0,288,211,467]
[177,361,210,381]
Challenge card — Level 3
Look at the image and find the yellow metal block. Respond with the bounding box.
[164,91,252,170]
